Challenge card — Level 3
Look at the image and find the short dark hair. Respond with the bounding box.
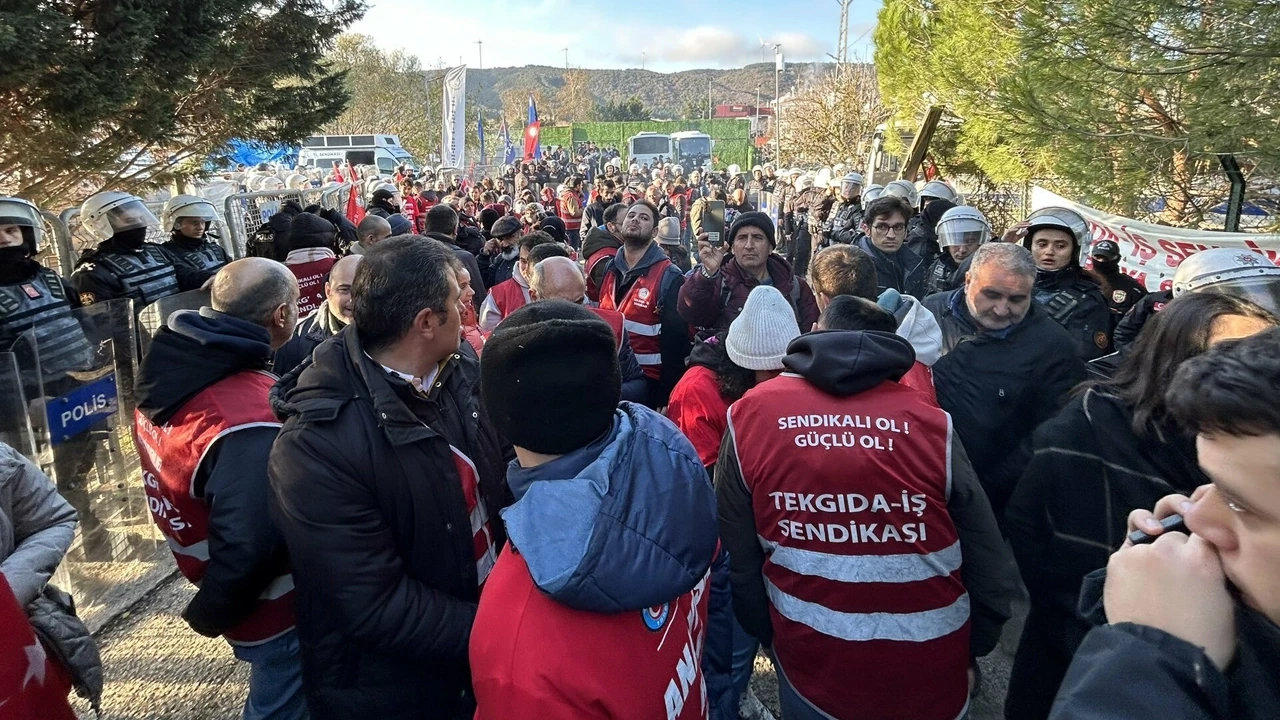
[863,196,912,229]
[1167,326,1280,437]
[626,200,659,223]
[1094,293,1278,438]
[425,204,459,236]
[817,295,898,332]
[528,242,571,265]
[519,230,556,253]
[352,236,462,352]
[810,245,879,301]
[603,202,627,226]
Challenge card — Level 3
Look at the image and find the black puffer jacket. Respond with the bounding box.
[922,289,1087,519]
[267,327,513,720]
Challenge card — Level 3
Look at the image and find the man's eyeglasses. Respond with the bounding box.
[872,223,907,234]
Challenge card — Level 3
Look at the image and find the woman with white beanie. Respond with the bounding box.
[666,285,801,719]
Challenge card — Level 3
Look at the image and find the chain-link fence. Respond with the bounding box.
[221,183,352,258]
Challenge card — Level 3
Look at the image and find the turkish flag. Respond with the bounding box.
[0,573,76,719]
[523,122,541,160]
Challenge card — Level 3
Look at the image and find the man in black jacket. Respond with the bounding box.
[855,196,928,299]
[923,242,1087,519]
[133,258,305,718]
[273,254,361,376]
[424,204,486,309]
[268,236,512,720]
[1051,328,1280,719]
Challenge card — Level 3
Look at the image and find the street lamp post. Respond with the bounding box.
[773,44,783,165]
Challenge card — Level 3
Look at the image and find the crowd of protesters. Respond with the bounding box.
[1,149,1280,720]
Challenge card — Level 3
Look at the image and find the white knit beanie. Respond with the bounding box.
[726,285,802,371]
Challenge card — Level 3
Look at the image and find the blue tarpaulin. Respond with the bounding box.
[221,140,297,168]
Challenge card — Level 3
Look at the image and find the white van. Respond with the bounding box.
[627,132,673,168]
[671,131,714,171]
[298,134,419,175]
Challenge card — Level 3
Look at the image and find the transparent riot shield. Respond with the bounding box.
[137,288,211,357]
[37,299,170,631]
[0,329,46,462]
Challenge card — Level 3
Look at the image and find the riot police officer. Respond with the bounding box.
[1022,208,1113,360]
[161,195,230,274]
[904,180,959,264]
[71,191,214,309]
[0,197,109,558]
[926,206,990,296]
[1088,239,1146,329]
[825,172,865,245]
[0,196,94,384]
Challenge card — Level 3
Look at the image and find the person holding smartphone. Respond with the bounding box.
[1050,327,1280,720]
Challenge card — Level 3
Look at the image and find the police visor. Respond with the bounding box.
[106,200,160,234]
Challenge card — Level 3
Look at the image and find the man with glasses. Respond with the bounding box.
[855,196,928,298]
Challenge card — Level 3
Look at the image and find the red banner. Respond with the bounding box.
[523,122,541,161]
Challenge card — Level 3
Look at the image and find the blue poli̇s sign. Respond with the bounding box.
[47,373,118,445]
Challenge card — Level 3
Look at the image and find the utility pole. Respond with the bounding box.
[773,44,783,165]
[641,50,646,70]
[707,75,713,120]
[756,85,761,138]
[562,48,569,69]
[475,40,483,70]
[837,0,853,65]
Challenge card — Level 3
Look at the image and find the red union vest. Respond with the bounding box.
[481,277,531,335]
[287,257,336,316]
[451,445,497,586]
[600,257,673,380]
[588,306,625,350]
[728,374,970,720]
[133,370,295,646]
[585,246,618,303]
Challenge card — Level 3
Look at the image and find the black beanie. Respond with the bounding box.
[539,215,567,244]
[729,211,777,248]
[481,300,621,454]
[287,212,337,251]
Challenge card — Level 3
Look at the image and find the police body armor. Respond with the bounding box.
[164,238,228,273]
[1035,277,1113,360]
[0,268,94,381]
[94,244,181,308]
[926,256,958,296]
[825,200,863,244]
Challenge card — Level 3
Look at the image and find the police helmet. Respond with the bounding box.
[162,195,218,232]
[0,197,44,255]
[629,163,641,174]
[728,164,742,177]
[936,206,992,248]
[882,180,919,207]
[1026,207,1091,251]
[861,184,885,209]
[285,173,309,190]
[920,180,959,206]
[80,191,159,242]
[1172,248,1280,314]
[839,172,865,199]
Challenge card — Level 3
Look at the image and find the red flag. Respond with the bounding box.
[0,573,76,719]
[523,121,541,161]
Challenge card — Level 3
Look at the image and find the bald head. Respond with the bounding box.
[325,254,362,324]
[211,257,300,349]
[357,215,392,245]
[529,256,586,304]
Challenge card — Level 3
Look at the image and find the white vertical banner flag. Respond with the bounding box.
[441,65,467,168]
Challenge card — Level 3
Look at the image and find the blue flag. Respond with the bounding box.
[501,117,517,164]
[477,115,486,167]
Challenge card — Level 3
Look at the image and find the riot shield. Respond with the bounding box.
[0,329,46,461]
[137,288,211,357]
[35,299,170,630]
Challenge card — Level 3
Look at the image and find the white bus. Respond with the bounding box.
[627,132,673,168]
[297,134,419,175]
[671,131,714,171]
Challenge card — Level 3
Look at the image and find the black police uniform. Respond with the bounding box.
[162,233,230,273]
[71,238,212,309]
[1112,290,1170,349]
[1094,267,1148,329]
[824,198,864,245]
[1033,267,1114,361]
[0,262,94,381]
[925,252,963,296]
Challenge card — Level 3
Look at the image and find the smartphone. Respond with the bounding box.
[705,200,726,247]
[1127,513,1188,545]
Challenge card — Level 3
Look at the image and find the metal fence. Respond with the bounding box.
[221,183,353,258]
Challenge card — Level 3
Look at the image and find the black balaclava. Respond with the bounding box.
[114,227,149,251]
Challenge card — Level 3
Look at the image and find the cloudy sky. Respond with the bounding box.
[352,0,880,72]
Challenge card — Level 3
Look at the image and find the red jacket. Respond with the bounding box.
[728,372,970,719]
[667,365,729,468]
[471,545,711,720]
